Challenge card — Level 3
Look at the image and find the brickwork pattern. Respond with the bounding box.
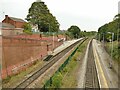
[2,35,63,78]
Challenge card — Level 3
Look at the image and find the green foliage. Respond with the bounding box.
[67,25,81,39]
[105,41,120,62]
[62,67,68,73]
[65,31,74,39]
[43,39,89,88]
[3,76,11,84]
[23,23,32,34]
[81,31,96,37]
[97,14,120,62]
[97,14,120,41]
[52,72,63,88]
[26,1,59,32]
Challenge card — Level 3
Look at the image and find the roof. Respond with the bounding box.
[9,17,26,22]
[0,22,15,29]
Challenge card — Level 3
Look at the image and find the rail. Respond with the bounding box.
[14,38,86,89]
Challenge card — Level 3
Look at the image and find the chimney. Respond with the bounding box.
[5,15,8,18]
[5,15,8,23]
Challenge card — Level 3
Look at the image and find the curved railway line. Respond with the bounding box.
[14,38,86,89]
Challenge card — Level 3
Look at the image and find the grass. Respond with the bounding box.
[45,38,90,88]
[2,60,45,88]
[60,39,89,88]
[3,38,90,88]
[105,41,120,63]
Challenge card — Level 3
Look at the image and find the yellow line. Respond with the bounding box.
[92,40,108,88]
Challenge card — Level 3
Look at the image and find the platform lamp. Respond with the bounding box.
[107,32,114,69]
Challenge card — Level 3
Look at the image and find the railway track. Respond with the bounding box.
[85,40,100,89]
[14,38,86,89]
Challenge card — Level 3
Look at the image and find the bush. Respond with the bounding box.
[52,72,63,88]
[23,23,32,34]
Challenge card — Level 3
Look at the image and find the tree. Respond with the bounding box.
[98,14,120,61]
[23,23,32,34]
[115,14,120,49]
[97,14,119,41]
[26,1,59,32]
[67,25,81,39]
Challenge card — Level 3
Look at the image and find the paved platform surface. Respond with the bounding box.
[1,38,83,79]
[93,39,118,88]
[24,38,84,88]
[52,38,83,56]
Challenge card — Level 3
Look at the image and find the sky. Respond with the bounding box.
[0,0,120,31]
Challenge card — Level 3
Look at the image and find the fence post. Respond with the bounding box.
[43,84,46,90]
[50,77,52,86]
[42,39,84,88]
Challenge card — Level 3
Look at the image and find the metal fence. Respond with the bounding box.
[43,38,86,88]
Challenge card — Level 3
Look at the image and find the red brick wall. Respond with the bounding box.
[2,35,63,78]
[2,37,42,68]
[15,21,25,28]
[2,29,23,36]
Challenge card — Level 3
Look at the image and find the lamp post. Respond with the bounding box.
[103,33,105,44]
[113,14,119,47]
[118,16,120,50]
[48,23,50,36]
[107,32,114,69]
[99,34,100,41]
[100,33,105,46]
[46,23,50,36]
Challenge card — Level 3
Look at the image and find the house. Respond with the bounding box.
[31,24,39,32]
[2,15,26,29]
[1,15,26,36]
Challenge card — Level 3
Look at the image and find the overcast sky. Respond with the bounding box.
[0,0,119,31]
